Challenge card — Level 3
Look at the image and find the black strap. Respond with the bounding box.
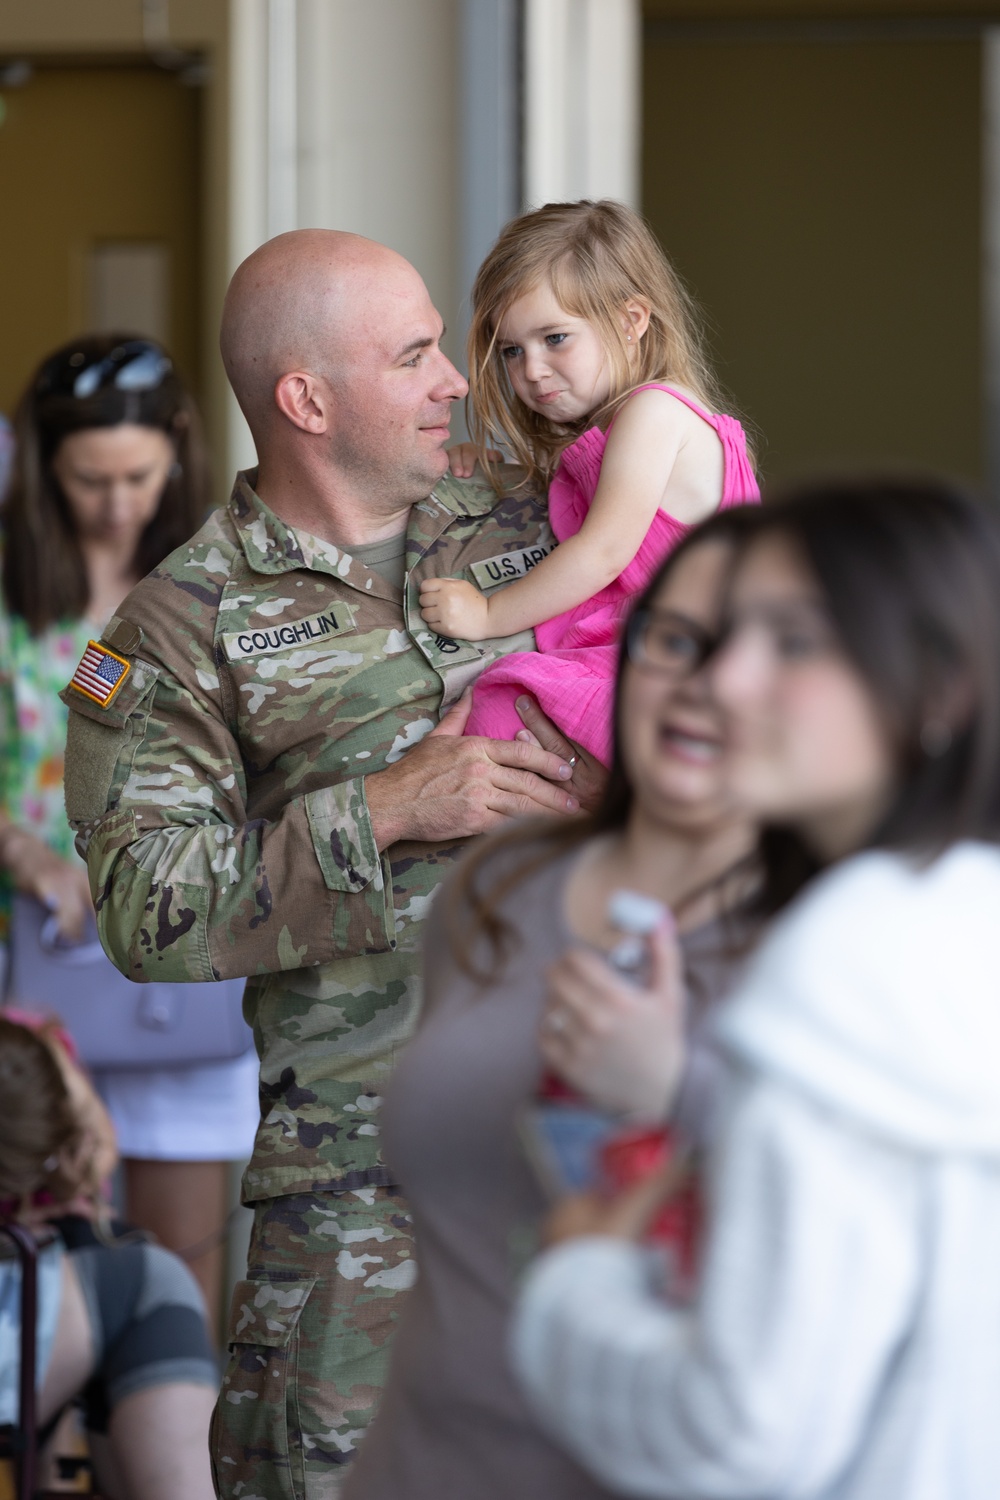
[0,1223,39,1500]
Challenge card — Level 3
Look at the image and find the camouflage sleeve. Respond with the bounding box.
[65,658,395,984]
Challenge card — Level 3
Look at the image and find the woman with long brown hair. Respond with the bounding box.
[515,478,1000,1500]
[0,335,258,1328]
[344,504,803,1500]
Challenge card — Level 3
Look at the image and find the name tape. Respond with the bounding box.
[469,541,557,591]
[223,606,355,662]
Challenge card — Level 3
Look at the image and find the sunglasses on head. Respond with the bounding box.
[36,340,173,400]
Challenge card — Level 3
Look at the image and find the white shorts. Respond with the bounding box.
[93,1047,260,1161]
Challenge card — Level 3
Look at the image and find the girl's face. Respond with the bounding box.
[496,281,615,424]
[619,539,740,830]
[710,535,898,860]
[51,423,173,552]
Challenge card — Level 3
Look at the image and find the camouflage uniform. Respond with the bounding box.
[61,469,555,1497]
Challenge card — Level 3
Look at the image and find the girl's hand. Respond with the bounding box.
[447,443,503,478]
[541,926,685,1120]
[419,578,492,640]
[542,1164,679,1247]
[0,824,93,942]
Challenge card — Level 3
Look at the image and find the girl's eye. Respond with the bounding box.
[500,344,522,361]
[545,333,567,348]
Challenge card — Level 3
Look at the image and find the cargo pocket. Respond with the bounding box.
[228,1276,316,1345]
[214,1277,317,1500]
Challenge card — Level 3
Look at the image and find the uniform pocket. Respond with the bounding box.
[227,1275,316,1347]
[216,1277,318,1500]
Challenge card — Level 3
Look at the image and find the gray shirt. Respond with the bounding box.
[345,834,751,1500]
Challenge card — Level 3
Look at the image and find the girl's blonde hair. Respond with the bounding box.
[468,199,736,492]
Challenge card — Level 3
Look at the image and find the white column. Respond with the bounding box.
[225,0,464,474]
[983,29,1000,494]
[226,0,269,472]
[524,0,640,209]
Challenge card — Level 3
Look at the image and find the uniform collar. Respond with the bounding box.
[228,466,521,586]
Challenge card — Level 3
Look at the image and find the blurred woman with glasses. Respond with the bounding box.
[514,478,1000,1500]
[344,504,809,1500]
[0,334,259,1330]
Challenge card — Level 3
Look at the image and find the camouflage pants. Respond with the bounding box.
[211,1188,415,1499]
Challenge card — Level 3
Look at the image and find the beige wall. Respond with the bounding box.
[642,22,982,483]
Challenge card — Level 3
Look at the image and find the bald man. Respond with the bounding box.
[62,231,602,1495]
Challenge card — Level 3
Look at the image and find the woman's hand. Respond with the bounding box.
[514,695,607,814]
[542,1163,679,1247]
[541,926,686,1120]
[447,443,503,478]
[0,823,94,942]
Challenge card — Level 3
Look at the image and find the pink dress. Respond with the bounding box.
[464,384,760,765]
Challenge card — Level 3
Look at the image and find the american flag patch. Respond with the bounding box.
[68,640,131,707]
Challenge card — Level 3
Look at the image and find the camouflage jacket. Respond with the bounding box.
[62,469,554,1202]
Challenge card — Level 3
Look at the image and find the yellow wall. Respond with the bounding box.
[0,0,230,497]
[0,65,201,415]
[642,24,982,482]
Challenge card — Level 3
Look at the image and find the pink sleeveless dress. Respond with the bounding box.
[463,384,760,766]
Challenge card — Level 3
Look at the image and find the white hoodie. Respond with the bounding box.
[512,845,1000,1499]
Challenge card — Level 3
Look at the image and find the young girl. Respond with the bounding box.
[514,478,1000,1500]
[418,199,759,765]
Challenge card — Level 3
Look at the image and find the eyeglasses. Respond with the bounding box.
[36,340,173,400]
[625,608,716,677]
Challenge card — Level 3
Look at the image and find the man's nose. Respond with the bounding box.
[435,352,468,401]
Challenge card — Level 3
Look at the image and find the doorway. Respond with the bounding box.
[0,62,201,418]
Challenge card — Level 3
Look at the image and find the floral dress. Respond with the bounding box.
[0,607,93,938]
[0,595,260,1161]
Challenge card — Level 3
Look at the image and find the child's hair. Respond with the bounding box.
[0,1015,80,1209]
[468,198,732,492]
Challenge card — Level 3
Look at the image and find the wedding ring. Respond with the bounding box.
[566,755,578,769]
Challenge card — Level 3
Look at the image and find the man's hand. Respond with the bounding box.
[513,695,607,814]
[419,577,492,640]
[365,690,581,848]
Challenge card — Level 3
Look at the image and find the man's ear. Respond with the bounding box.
[274,371,329,434]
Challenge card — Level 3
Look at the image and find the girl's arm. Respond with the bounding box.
[512,1073,921,1499]
[419,390,694,642]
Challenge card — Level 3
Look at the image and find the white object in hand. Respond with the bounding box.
[607,888,669,985]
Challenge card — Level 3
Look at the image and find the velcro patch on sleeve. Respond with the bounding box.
[68,640,132,706]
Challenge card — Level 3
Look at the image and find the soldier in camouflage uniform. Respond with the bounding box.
[61,231,600,1498]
